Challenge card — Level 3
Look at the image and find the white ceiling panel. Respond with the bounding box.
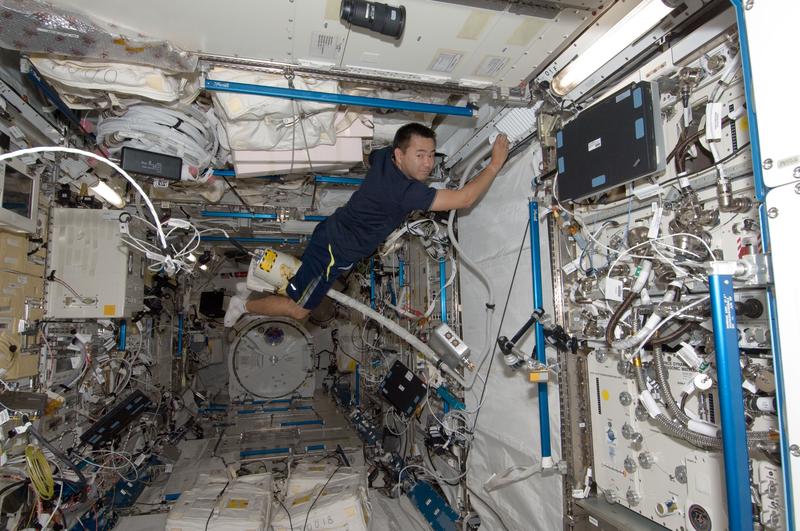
[47,0,601,90]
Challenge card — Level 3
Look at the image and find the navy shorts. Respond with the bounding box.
[285,224,353,310]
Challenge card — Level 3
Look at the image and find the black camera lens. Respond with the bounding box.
[341,0,406,40]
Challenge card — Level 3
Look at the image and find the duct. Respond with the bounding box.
[447,141,494,389]
[611,280,681,351]
[325,289,466,386]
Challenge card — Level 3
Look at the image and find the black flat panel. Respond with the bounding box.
[379,360,427,417]
[556,81,664,201]
[80,390,151,448]
[199,290,225,318]
[121,147,182,181]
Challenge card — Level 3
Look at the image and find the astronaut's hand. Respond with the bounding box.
[489,134,509,172]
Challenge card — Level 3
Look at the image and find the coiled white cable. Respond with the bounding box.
[97,104,218,180]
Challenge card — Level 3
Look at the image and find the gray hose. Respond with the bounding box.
[632,357,721,449]
[632,356,773,449]
[446,141,495,388]
[652,346,693,426]
[605,292,636,346]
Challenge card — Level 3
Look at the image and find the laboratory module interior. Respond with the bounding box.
[0,0,796,529]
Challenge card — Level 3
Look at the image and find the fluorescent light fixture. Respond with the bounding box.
[552,0,674,96]
[198,250,213,271]
[90,179,124,208]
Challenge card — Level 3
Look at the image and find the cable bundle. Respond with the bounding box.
[97,104,219,181]
[25,445,55,500]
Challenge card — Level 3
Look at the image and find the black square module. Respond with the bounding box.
[379,360,427,417]
[199,290,225,318]
[555,81,665,202]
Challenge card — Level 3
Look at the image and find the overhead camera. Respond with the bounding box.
[340,0,406,40]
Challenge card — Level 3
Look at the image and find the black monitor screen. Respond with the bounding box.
[2,166,33,218]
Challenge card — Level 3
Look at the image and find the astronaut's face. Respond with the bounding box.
[394,135,436,182]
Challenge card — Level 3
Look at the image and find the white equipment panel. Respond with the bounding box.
[765,182,800,523]
[44,208,144,319]
[744,1,800,188]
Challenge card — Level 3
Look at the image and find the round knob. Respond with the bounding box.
[674,465,688,484]
[768,482,779,499]
[624,456,638,473]
[595,350,608,363]
[638,451,655,469]
[619,391,633,406]
[626,488,642,506]
[694,373,713,391]
[603,489,618,504]
[621,423,634,439]
[635,405,648,421]
[631,432,644,451]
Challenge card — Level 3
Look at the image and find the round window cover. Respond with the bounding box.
[229,318,313,398]
[265,326,285,346]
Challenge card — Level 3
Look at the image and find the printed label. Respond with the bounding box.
[430,51,463,73]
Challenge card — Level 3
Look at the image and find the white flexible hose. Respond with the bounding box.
[631,260,653,294]
[64,338,89,390]
[612,281,683,350]
[326,289,466,386]
[446,141,495,388]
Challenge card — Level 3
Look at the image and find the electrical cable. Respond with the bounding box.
[220,175,253,213]
[0,480,28,499]
[398,463,467,485]
[96,104,218,180]
[46,272,93,303]
[470,219,529,431]
[447,141,496,389]
[302,465,341,531]
[25,445,54,500]
[465,486,511,531]
[41,479,64,530]
[277,497,294,531]
[203,480,230,531]
[28,426,87,486]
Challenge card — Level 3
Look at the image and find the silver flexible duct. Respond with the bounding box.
[633,357,773,449]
